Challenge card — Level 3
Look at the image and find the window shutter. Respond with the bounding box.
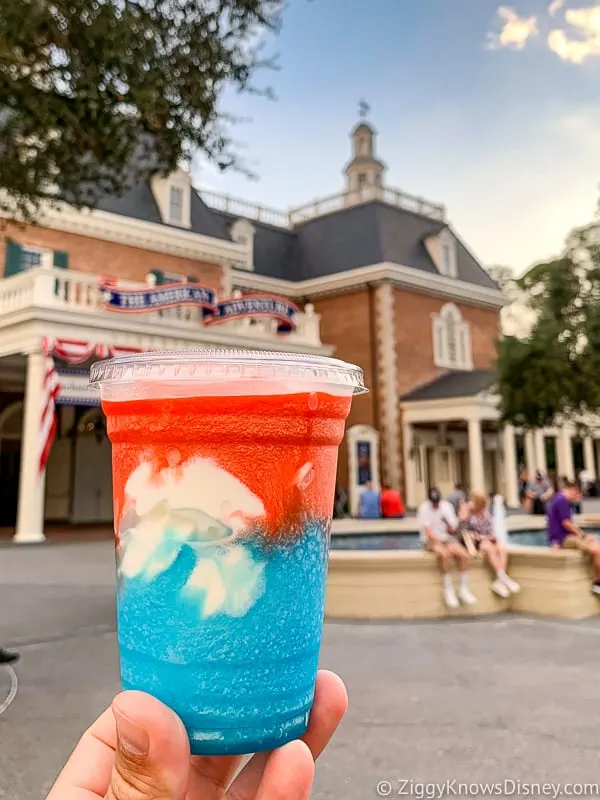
[4,241,23,277]
[149,269,165,285]
[53,250,69,269]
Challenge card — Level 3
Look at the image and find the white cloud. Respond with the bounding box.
[487,6,539,50]
[548,0,564,16]
[548,4,600,62]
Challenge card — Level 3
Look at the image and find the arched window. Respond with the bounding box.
[432,303,472,370]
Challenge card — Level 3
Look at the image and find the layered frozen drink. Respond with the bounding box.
[90,349,365,755]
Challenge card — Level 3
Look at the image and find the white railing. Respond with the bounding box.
[200,192,290,228]
[0,268,323,347]
[201,184,446,228]
[289,185,446,225]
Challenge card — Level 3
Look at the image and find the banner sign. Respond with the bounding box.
[101,282,216,319]
[100,281,297,334]
[209,295,298,334]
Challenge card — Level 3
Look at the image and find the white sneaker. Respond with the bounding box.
[458,586,477,605]
[491,578,510,599]
[500,575,520,594]
[444,585,460,609]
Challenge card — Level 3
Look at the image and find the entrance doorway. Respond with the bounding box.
[70,408,113,524]
[0,403,22,526]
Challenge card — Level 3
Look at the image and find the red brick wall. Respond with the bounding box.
[310,290,376,490]
[309,286,501,492]
[0,222,222,289]
[394,289,500,396]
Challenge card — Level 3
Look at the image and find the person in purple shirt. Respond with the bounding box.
[547,479,600,596]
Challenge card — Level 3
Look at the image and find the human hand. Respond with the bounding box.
[47,670,347,800]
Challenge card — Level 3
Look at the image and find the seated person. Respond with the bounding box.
[460,492,520,599]
[358,482,381,519]
[547,480,600,596]
[417,487,477,609]
[526,471,554,515]
[380,484,405,519]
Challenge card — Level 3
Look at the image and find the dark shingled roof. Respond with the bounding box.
[287,202,498,287]
[75,148,497,289]
[97,184,231,242]
[212,210,299,280]
[402,369,495,402]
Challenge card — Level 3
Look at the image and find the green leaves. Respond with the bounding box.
[496,216,600,428]
[0,0,283,219]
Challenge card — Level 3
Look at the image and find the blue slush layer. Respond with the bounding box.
[117,521,329,755]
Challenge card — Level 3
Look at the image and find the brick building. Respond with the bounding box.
[2,115,595,541]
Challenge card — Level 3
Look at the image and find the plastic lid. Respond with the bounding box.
[89,349,367,395]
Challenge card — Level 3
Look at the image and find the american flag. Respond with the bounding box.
[39,333,140,473]
[39,343,60,473]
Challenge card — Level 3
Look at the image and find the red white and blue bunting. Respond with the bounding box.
[39,338,140,472]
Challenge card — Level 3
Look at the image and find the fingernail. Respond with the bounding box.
[113,707,150,756]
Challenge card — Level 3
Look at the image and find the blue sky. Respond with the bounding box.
[196,0,600,276]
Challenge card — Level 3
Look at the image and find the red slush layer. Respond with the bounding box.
[103,392,352,537]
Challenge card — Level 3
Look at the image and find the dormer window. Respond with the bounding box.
[424,228,458,279]
[441,243,451,275]
[432,303,473,370]
[169,185,184,224]
[150,169,192,228]
[438,229,458,278]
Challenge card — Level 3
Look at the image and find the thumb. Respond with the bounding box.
[106,691,190,800]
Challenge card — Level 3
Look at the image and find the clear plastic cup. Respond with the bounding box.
[90,349,366,755]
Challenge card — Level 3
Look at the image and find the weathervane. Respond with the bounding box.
[358,99,370,120]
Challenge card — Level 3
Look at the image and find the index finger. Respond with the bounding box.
[46,707,117,800]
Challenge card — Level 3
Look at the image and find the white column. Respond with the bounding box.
[468,418,485,494]
[583,436,597,480]
[502,424,520,508]
[14,351,47,543]
[556,427,575,482]
[524,430,536,476]
[403,422,417,509]
[533,429,547,474]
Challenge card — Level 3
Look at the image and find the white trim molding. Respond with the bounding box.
[0,193,247,266]
[231,262,506,310]
[401,392,500,424]
[374,283,401,490]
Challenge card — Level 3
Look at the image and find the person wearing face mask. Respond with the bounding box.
[417,487,477,609]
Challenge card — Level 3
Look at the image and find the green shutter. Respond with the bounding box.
[4,241,23,277]
[149,269,165,285]
[53,250,69,269]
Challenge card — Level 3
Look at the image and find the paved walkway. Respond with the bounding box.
[2,541,600,799]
